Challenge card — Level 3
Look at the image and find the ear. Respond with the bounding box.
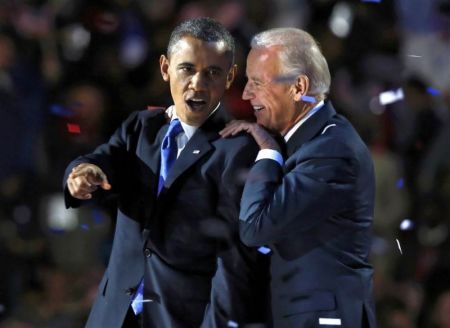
[293,74,310,101]
[225,64,237,90]
[160,55,170,82]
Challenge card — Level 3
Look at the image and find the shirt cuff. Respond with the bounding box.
[255,149,284,166]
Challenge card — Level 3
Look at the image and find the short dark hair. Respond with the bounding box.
[167,17,235,65]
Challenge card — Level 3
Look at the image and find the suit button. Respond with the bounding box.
[144,248,152,258]
[125,288,135,296]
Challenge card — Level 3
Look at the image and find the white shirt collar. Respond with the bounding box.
[165,102,221,141]
[284,100,325,142]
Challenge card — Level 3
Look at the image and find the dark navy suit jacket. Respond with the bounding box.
[239,102,376,328]
[64,107,269,327]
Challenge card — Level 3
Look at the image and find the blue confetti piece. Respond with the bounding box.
[301,95,316,103]
[426,87,441,96]
[80,224,89,230]
[49,228,66,234]
[257,246,272,255]
[92,209,106,225]
[49,104,74,118]
[227,320,239,328]
[396,178,404,189]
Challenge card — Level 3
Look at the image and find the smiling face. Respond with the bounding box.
[243,46,307,135]
[160,36,236,126]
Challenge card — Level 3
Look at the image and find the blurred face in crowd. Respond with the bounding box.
[243,46,309,135]
[160,36,236,126]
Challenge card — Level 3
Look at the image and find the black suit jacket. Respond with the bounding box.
[64,107,269,327]
[239,102,376,327]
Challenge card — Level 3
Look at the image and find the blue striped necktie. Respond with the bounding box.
[131,119,183,315]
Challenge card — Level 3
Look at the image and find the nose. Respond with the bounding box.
[190,72,207,91]
[242,81,253,100]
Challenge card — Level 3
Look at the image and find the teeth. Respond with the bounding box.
[253,106,264,111]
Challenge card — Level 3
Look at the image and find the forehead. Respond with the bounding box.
[169,36,231,66]
[246,46,282,77]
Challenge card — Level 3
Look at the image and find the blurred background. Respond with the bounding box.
[0,0,449,327]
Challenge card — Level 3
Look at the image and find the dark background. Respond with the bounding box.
[0,0,449,327]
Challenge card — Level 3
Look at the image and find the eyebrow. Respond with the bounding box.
[176,62,224,72]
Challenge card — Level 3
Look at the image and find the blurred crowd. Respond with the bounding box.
[0,0,449,327]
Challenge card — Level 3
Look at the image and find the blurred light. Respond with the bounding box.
[329,2,354,38]
[427,87,441,96]
[407,54,422,58]
[371,236,389,255]
[379,88,404,105]
[80,224,89,230]
[50,104,74,118]
[227,320,239,328]
[396,178,404,189]
[396,238,403,255]
[120,36,148,69]
[400,219,414,231]
[257,246,272,255]
[369,97,386,115]
[67,123,81,134]
[45,194,78,231]
[61,24,91,62]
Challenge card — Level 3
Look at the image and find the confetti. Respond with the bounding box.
[426,87,441,96]
[50,104,74,117]
[273,74,298,84]
[257,246,272,255]
[301,95,316,103]
[396,238,403,255]
[396,178,404,189]
[400,219,413,231]
[92,209,106,225]
[379,88,404,105]
[407,54,422,58]
[67,123,81,134]
[133,299,153,303]
[227,320,239,328]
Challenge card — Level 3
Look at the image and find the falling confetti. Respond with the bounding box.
[426,87,441,96]
[400,219,413,231]
[396,238,403,255]
[396,178,404,189]
[67,123,81,134]
[379,88,404,105]
[257,246,272,255]
[301,95,316,103]
[133,299,153,303]
[50,104,74,117]
[227,320,239,328]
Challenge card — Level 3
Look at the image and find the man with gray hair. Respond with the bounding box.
[221,28,376,327]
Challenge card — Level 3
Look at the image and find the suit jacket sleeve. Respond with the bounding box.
[63,111,142,209]
[239,137,358,246]
[202,136,270,326]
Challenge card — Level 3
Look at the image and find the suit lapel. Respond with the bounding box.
[163,105,229,190]
[286,101,336,157]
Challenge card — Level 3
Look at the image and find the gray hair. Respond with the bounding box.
[251,28,331,100]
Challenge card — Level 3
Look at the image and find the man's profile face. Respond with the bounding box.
[242,46,298,135]
[160,36,236,126]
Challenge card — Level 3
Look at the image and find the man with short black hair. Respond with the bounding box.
[65,17,269,328]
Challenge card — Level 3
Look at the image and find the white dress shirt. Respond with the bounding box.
[166,102,220,158]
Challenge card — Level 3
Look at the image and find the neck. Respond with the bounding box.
[280,102,315,136]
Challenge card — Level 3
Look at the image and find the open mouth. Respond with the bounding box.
[186,98,207,111]
[253,105,264,112]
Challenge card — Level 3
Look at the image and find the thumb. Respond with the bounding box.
[100,178,112,190]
